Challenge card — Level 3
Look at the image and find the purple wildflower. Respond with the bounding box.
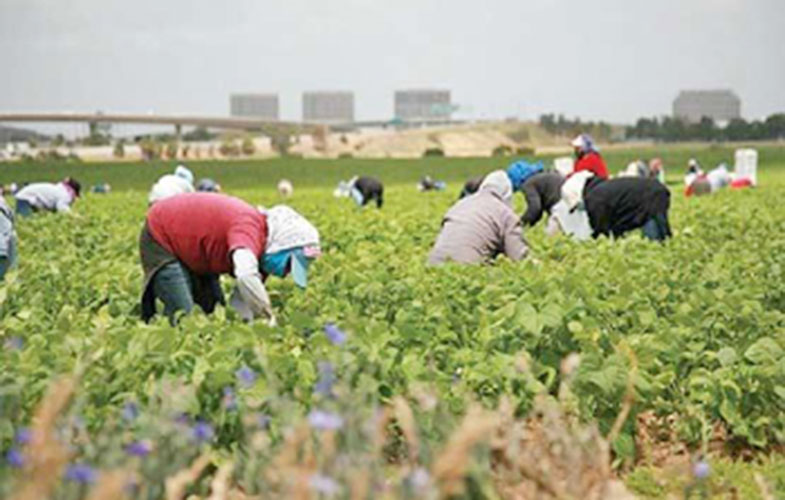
[5,448,24,468]
[3,336,23,351]
[14,428,31,445]
[309,473,340,496]
[125,440,152,457]
[314,361,336,396]
[122,402,139,422]
[693,460,710,479]
[192,421,214,443]
[222,386,237,411]
[235,366,257,387]
[308,410,344,431]
[64,463,97,484]
[323,323,347,346]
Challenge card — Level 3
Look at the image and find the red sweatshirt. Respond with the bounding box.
[573,152,609,180]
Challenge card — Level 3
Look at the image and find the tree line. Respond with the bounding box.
[625,114,785,142]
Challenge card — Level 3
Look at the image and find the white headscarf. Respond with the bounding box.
[174,165,194,185]
[479,170,513,205]
[262,205,321,254]
[561,170,594,211]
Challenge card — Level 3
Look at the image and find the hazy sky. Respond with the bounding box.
[1,0,784,125]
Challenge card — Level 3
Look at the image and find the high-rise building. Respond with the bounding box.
[230,93,279,120]
[302,91,354,123]
[673,90,741,124]
[394,89,452,122]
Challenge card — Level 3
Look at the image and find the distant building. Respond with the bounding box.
[302,91,354,124]
[395,89,452,122]
[230,93,279,120]
[673,90,741,124]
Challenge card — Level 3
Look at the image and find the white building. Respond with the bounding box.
[673,90,741,124]
[302,91,354,124]
[394,89,452,123]
[230,93,279,120]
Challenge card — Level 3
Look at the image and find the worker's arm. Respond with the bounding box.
[520,183,543,226]
[502,214,529,261]
[231,248,276,325]
[54,199,72,213]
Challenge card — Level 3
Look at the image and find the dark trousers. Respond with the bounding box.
[144,261,224,324]
[641,213,672,242]
[15,199,34,217]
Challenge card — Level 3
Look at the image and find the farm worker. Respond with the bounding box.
[428,170,529,265]
[0,197,17,280]
[139,193,321,325]
[520,171,565,226]
[649,158,665,183]
[685,164,731,197]
[619,160,650,178]
[197,178,221,193]
[148,165,195,204]
[687,158,703,176]
[417,175,446,192]
[459,174,486,198]
[571,134,609,179]
[349,176,384,208]
[459,160,544,199]
[14,177,81,216]
[90,183,112,194]
[559,173,672,241]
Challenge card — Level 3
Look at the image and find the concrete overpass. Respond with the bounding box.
[0,112,325,138]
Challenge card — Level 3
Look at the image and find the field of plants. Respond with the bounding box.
[1,144,785,499]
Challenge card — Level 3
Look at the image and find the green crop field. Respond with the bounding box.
[2,144,785,499]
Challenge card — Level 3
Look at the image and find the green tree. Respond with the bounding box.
[241,137,256,156]
[113,140,125,158]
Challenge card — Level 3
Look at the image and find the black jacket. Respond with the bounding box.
[520,172,564,226]
[354,176,384,207]
[583,177,671,238]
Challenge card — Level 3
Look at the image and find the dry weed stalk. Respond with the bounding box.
[349,467,371,500]
[85,469,134,500]
[10,376,76,500]
[207,462,234,500]
[431,405,499,497]
[393,396,420,464]
[265,423,316,498]
[491,395,635,500]
[754,472,774,500]
[165,454,211,500]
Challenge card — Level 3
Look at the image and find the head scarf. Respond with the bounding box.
[261,205,321,288]
[561,170,594,211]
[174,165,194,185]
[479,170,513,205]
[506,160,544,191]
[570,134,598,155]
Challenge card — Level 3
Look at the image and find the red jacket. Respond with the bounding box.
[573,152,609,179]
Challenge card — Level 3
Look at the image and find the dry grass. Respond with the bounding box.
[9,377,76,500]
[5,372,641,500]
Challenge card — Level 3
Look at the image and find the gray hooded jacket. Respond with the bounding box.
[428,171,528,265]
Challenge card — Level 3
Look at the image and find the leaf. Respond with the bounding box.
[716,347,737,367]
[744,338,784,365]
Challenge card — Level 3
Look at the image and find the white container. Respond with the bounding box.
[554,156,574,177]
[734,149,758,186]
